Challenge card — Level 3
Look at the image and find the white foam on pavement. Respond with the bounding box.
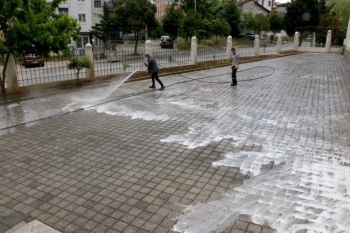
[6,220,61,233]
[93,104,170,121]
[173,137,350,233]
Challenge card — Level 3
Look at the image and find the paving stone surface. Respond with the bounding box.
[0,53,350,233]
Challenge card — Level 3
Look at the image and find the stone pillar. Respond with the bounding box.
[325,30,331,52]
[191,36,198,65]
[277,35,282,54]
[85,43,94,80]
[294,32,299,50]
[145,40,153,56]
[311,32,316,47]
[6,53,20,94]
[254,35,260,56]
[226,36,233,60]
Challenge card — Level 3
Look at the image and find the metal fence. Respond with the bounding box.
[14,55,87,87]
[5,37,295,88]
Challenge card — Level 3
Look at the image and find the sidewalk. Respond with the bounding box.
[1,53,350,233]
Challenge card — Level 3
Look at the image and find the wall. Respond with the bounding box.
[241,1,269,15]
[344,48,350,64]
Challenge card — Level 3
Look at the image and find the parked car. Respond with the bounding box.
[22,55,45,68]
[160,38,174,49]
[159,35,170,46]
[243,32,256,40]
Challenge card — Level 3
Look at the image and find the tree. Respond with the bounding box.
[328,0,350,31]
[180,0,217,20]
[67,56,92,86]
[0,0,81,98]
[211,18,231,40]
[242,12,256,32]
[214,0,242,37]
[269,11,284,36]
[90,3,114,53]
[180,10,204,41]
[284,0,319,43]
[162,5,184,39]
[254,13,270,35]
[113,0,158,54]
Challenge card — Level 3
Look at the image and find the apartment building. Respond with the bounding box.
[55,0,93,50]
[273,2,288,16]
[154,0,179,21]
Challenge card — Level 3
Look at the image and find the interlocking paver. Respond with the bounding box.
[1,53,350,232]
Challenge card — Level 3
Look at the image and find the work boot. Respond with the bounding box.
[149,85,155,88]
[159,86,165,90]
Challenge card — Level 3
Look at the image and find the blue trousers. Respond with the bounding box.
[231,67,237,84]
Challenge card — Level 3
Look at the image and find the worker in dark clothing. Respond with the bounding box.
[144,52,165,90]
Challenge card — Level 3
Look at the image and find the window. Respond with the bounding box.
[268,1,271,6]
[76,36,89,48]
[94,1,101,7]
[58,8,68,15]
[78,14,86,22]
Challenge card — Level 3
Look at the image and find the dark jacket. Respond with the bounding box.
[145,56,158,74]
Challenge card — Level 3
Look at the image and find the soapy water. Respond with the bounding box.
[168,109,350,232]
[162,90,350,231]
[173,137,350,233]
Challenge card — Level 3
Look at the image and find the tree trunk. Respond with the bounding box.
[103,42,106,54]
[0,52,10,99]
[299,32,303,46]
[76,71,80,84]
[134,31,139,55]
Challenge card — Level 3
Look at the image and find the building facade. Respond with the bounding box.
[154,0,178,21]
[236,0,275,13]
[237,0,271,15]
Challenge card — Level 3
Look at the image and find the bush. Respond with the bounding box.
[176,38,191,50]
[67,56,92,85]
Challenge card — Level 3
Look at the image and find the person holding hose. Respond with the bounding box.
[231,48,240,86]
[144,52,165,90]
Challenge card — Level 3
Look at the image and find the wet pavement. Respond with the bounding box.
[1,53,350,233]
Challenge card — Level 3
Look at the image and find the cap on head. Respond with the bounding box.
[144,52,150,57]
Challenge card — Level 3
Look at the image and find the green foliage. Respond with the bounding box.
[0,0,81,97]
[211,18,231,40]
[269,11,284,34]
[180,10,204,41]
[90,3,114,52]
[328,0,350,30]
[67,56,92,85]
[176,38,191,50]
[254,14,270,34]
[284,0,320,36]
[242,12,256,32]
[214,0,242,37]
[113,0,158,54]
[180,0,217,20]
[168,54,173,63]
[111,44,118,51]
[162,5,184,39]
[121,59,131,71]
[149,25,165,39]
